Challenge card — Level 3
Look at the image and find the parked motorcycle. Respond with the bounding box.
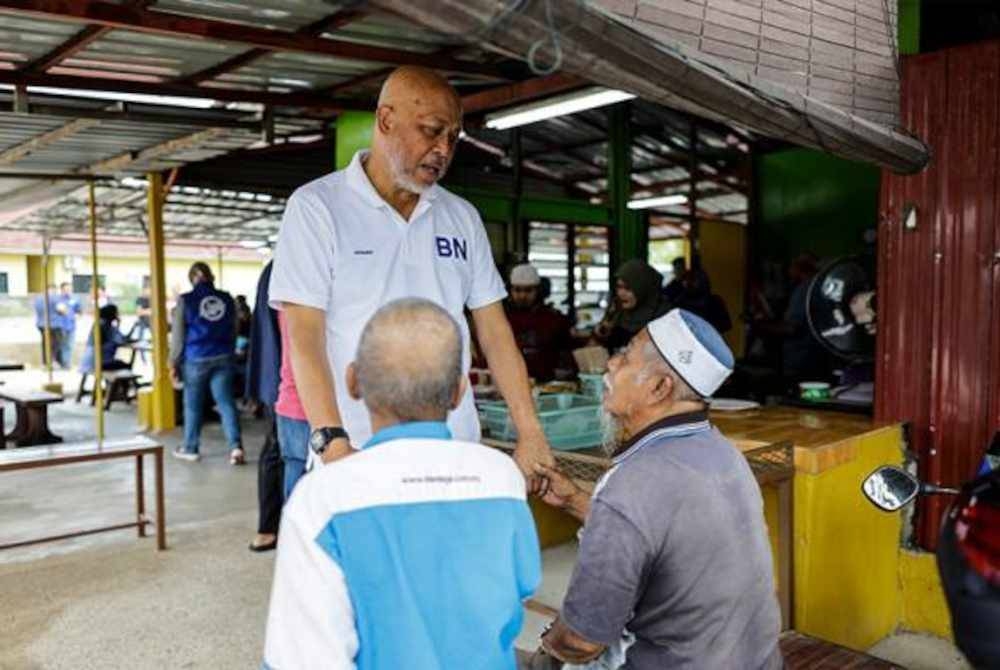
[862,464,1000,668]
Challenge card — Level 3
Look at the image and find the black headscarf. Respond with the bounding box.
[608,259,669,334]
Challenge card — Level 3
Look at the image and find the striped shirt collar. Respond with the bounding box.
[612,410,711,465]
[362,421,452,450]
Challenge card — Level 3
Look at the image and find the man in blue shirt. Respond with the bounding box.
[55,282,81,369]
[263,298,540,670]
[33,284,62,367]
[169,262,243,465]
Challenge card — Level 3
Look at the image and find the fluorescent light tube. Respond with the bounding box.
[485,87,636,130]
[627,194,689,210]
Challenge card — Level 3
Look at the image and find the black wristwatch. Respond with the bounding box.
[309,426,349,455]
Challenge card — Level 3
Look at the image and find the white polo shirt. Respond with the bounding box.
[268,150,507,446]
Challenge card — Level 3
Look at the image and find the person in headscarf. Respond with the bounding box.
[593,259,669,353]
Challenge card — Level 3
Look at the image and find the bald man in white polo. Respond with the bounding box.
[269,66,552,485]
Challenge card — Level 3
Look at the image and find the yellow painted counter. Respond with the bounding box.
[716,406,949,650]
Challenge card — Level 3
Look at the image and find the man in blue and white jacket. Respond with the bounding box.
[263,298,541,670]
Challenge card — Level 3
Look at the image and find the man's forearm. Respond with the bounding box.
[168,299,185,366]
[541,618,605,664]
[283,304,346,450]
[563,489,592,522]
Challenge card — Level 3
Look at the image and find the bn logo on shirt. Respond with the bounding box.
[435,236,468,261]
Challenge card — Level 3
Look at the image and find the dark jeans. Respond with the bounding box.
[276,414,310,499]
[38,327,63,367]
[181,355,241,453]
[258,407,284,535]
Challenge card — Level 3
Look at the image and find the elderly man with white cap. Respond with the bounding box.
[532,309,781,670]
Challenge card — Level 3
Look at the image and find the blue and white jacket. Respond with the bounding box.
[263,422,541,670]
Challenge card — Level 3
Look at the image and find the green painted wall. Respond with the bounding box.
[335,111,374,169]
[756,148,880,263]
[899,0,920,55]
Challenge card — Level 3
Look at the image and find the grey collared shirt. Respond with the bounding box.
[562,415,782,670]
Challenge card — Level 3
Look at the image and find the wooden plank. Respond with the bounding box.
[705,7,761,36]
[462,73,587,115]
[707,0,762,21]
[0,435,161,471]
[703,21,761,51]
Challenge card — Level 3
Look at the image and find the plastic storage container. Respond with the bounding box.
[578,373,605,401]
[478,393,603,451]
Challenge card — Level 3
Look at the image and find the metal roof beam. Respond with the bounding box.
[179,8,369,85]
[18,0,155,73]
[88,127,227,173]
[0,0,506,78]
[0,100,263,130]
[0,117,101,165]
[0,70,352,109]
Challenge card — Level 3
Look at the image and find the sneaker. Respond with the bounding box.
[229,447,246,466]
[172,447,200,462]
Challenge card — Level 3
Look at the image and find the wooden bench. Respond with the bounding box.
[515,629,903,669]
[0,388,63,447]
[76,370,145,410]
[0,436,166,551]
[779,631,903,669]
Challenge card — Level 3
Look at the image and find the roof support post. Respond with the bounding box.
[88,179,105,443]
[40,234,54,382]
[609,102,643,267]
[146,171,175,432]
[509,128,525,258]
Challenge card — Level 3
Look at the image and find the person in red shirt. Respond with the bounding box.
[504,264,576,383]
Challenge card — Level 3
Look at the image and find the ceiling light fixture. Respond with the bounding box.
[484,87,636,131]
[626,194,689,210]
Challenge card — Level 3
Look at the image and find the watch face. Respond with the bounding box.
[309,430,326,453]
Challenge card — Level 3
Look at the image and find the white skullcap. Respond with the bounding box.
[647,308,734,397]
[510,263,541,287]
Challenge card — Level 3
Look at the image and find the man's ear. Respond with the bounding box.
[346,363,362,401]
[646,371,674,405]
[376,105,393,134]
[450,376,467,411]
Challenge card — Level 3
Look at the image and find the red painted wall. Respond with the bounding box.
[878,42,1000,548]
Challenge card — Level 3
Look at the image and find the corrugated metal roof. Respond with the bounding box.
[2,179,287,244]
[0,14,82,67]
[153,0,336,32]
[64,29,246,81]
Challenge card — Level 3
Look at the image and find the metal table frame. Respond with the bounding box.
[0,437,166,551]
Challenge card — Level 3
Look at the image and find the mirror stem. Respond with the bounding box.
[920,483,960,496]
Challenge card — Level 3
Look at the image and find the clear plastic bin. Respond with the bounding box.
[578,373,605,401]
[478,393,603,451]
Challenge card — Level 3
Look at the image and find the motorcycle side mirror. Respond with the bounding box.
[862,465,920,512]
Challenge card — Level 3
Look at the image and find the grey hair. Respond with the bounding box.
[637,338,704,403]
[354,298,463,421]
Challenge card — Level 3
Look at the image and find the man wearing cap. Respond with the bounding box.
[533,308,781,669]
[505,263,575,383]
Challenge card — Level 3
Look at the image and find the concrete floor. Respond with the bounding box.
[0,369,972,669]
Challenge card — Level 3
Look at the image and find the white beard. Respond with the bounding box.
[600,409,625,457]
[387,141,429,194]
